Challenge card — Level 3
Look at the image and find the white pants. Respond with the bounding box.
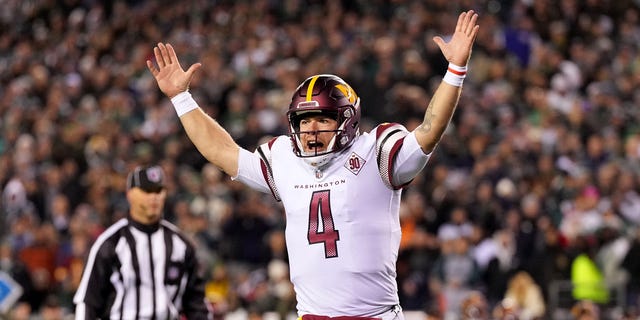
[379,305,404,320]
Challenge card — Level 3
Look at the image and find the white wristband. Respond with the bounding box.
[170,91,199,117]
[442,63,467,87]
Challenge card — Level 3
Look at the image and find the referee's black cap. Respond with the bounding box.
[127,165,165,193]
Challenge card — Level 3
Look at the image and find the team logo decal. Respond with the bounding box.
[344,152,366,175]
[146,166,163,183]
[335,83,358,105]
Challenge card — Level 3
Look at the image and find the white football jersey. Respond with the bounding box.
[235,123,430,317]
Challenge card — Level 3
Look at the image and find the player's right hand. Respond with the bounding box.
[147,42,202,99]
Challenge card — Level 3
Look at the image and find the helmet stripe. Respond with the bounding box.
[305,75,320,101]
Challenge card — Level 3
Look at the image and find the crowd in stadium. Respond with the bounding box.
[1,0,640,319]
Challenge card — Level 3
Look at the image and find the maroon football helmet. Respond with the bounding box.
[287,74,361,165]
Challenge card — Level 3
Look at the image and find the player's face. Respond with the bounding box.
[298,115,338,154]
[127,188,166,224]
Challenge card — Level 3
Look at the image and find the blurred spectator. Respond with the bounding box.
[2,178,38,236]
[571,236,610,305]
[397,189,439,311]
[570,300,601,320]
[613,169,640,225]
[38,295,71,320]
[560,185,605,246]
[459,291,489,320]
[205,263,232,319]
[475,229,517,308]
[502,271,546,320]
[17,223,59,311]
[8,302,33,320]
[514,193,547,283]
[430,228,480,320]
[594,225,630,296]
[220,190,275,266]
[265,259,296,319]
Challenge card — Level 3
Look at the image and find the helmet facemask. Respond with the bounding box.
[289,110,344,167]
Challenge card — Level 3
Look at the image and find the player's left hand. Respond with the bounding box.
[147,42,202,99]
[433,10,479,66]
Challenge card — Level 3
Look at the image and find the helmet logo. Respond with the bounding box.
[335,84,358,105]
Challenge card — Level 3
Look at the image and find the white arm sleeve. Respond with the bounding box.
[231,147,272,194]
[392,131,431,186]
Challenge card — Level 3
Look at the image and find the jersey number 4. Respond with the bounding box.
[308,190,340,258]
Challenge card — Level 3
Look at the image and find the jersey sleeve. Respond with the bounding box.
[73,240,115,319]
[233,138,281,201]
[375,123,430,189]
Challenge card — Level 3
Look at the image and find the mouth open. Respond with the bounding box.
[307,140,325,152]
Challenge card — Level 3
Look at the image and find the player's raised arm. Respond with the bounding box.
[147,42,240,176]
[414,10,479,154]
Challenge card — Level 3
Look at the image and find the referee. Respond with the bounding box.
[73,165,212,320]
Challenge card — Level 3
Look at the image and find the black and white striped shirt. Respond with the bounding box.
[73,217,212,320]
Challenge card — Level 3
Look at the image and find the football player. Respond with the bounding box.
[148,10,479,320]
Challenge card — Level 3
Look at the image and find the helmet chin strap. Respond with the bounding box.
[303,153,336,168]
[300,135,338,168]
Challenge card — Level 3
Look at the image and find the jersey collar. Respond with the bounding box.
[128,215,161,234]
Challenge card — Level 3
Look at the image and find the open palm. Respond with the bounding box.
[146,43,201,98]
[433,10,479,66]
